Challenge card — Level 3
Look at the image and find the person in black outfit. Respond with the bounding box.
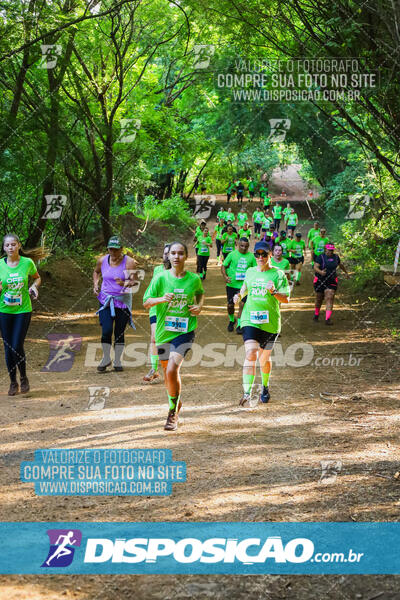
[313,243,349,325]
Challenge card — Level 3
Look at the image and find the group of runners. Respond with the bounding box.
[0,198,349,431]
[226,180,289,206]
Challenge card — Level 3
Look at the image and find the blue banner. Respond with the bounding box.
[1,522,400,574]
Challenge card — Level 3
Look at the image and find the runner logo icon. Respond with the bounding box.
[41,529,82,568]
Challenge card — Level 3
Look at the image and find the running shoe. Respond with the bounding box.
[259,386,270,404]
[325,318,333,326]
[313,314,319,321]
[20,376,30,393]
[236,326,243,335]
[113,364,123,372]
[164,409,178,431]
[239,393,251,407]
[227,320,235,332]
[143,369,161,383]
[97,360,111,373]
[8,381,19,396]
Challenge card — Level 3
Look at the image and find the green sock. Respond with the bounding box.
[151,354,159,371]
[229,314,235,322]
[261,372,270,388]
[168,394,180,410]
[237,318,241,327]
[243,373,255,394]
[296,270,301,281]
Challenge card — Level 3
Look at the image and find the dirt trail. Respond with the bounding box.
[0,170,399,599]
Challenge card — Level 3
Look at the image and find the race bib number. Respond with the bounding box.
[250,310,269,324]
[235,271,246,281]
[200,247,208,253]
[164,316,189,333]
[4,292,22,306]
[225,246,233,252]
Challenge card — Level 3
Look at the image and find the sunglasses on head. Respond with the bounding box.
[254,251,268,258]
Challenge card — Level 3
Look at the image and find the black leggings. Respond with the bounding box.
[0,312,32,382]
[216,239,222,257]
[98,305,131,346]
[197,254,209,279]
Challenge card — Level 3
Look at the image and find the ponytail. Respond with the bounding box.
[2,233,50,263]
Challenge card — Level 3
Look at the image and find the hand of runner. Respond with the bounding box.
[225,276,231,284]
[266,281,275,294]
[114,277,125,286]
[188,304,201,315]
[163,293,175,303]
[320,269,327,276]
[233,293,240,304]
[29,285,38,299]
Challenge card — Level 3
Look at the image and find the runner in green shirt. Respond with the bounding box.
[193,221,206,256]
[260,183,268,205]
[285,208,298,234]
[237,208,248,228]
[263,193,271,209]
[261,210,273,235]
[194,227,213,280]
[289,232,306,285]
[217,208,227,222]
[239,223,251,240]
[143,242,204,431]
[234,241,290,407]
[221,238,257,333]
[225,207,235,224]
[307,222,320,265]
[252,208,264,239]
[226,182,235,203]
[271,245,290,273]
[275,230,291,259]
[248,179,256,202]
[311,228,329,259]
[0,233,42,396]
[272,203,283,231]
[221,225,238,259]
[283,203,291,221]
[143,244,171,384]
[213,219,224,265]
[307,222,320,248]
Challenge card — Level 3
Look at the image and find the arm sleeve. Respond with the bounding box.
[28,258,37,276]
[143,276,160,303]
[277,271,290,295]
[314,255,322,267]
[223,253,232,267]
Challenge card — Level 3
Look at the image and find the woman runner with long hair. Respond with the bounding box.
[143,242,204,431]
[0,233,47,395]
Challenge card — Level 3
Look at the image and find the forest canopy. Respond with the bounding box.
[0,0,399,284]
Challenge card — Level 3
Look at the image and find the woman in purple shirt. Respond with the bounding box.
[93,236,138,372]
